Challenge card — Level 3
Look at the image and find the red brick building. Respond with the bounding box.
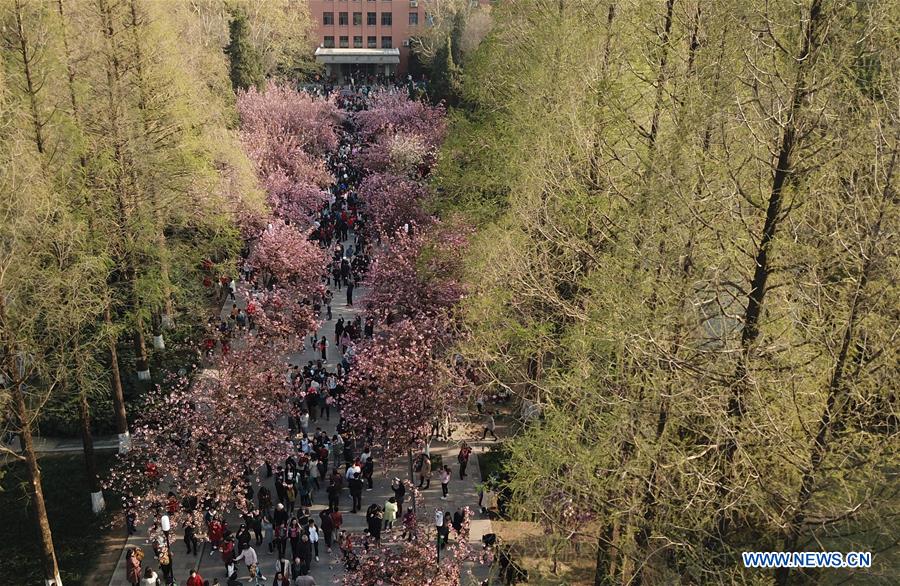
[310,0,429,82]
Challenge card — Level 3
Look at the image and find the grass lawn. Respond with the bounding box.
[0,452,121,586]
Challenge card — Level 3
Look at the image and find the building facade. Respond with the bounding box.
[309,0,428,82]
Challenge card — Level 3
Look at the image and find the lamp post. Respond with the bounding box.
[160,514,172,564]
[435,509,444,562]
[407,449,417,515]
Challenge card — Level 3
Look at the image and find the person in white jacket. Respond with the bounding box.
[308,522,320,562]
[139,567,160,586]
[233,543,263,582]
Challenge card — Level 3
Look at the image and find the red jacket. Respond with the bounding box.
[208,520,224,542]
[186,575,204,586]
[220,540,235,563]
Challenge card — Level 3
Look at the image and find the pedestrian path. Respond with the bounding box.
[1,434,119,455]
[108,241,492,585]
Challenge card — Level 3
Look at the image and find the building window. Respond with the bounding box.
[339,35,349,48]
[381,12,392,26]
[381,36,392,48]
[353,35,363,48]
[323,36,335,48]
[409,12,418,25]
[367,12,376,25]
[353,12,362,25]
[367,35,377,48]
[339,12,349,25]
[323,12,334,25]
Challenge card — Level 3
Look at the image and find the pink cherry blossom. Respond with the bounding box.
[356,173,432,236]
[344,505,489,586]
[363,222,470,323]
[354,92,447,152]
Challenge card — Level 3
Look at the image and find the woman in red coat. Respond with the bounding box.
[185,569,204,586]
[208,517,224,551]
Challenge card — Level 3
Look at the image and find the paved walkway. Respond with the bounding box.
[107,241,493,585]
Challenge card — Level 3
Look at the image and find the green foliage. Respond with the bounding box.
[439,0,900,583]
[430,35,461,105]
[225,9,264,92]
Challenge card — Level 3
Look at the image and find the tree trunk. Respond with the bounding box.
[645,0,676,158]
[594,523,615,586]
[11,374,63,586]
[129,0,175,329]
[79,387,105,513]
[774,130,898,586]
[13,0,45,156]
[134,328,150,380]
[716,0,826,541]
[104,304,129,445]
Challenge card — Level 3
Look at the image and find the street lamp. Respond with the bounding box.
[160,514,172,561]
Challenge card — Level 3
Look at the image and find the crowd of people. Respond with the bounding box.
[121,84,497,586]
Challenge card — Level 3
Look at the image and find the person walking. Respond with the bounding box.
[440,465,451,500]
[157,547,174,586]
[308,521,320,561]
[298,533,314,574]
[236,523,252,551]
[233,542,263,583]
[320,508,335,552]
[383,497,398,530]
[139,567,160,586]
[126,547,143,586]
[481,411,498,441]
[288,518,302,560]
[417,453,432,489]
[186,569,204,586]
[391,477,406,517]
[274,557,291,583]
[438,511,451,552]
[262,515,274,553]
[207,516,224,554]
[258,486,273,517]
[361,453,374,491]
[183,518,199,556]
[348,472,363,513]
[326,477,341,511]
[220,536,236,573]
[274,521,288,559]
[370,505,383,545]
[346,279,354,307]
[452,508,464,534]
[457,442,472,479]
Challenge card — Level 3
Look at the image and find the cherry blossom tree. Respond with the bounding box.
[262,168,328,225]
[237,83,342,156]
[356,173,431,236]
[364,223,470,323]
[109,217,328,523]
[355,132,434,177]
[344,506,489,586]
[341,319,450,455]
[246,219,329,336]
[354,92,447,151]
[247,219,327,287]
[106,335,296,525]
[238,84,339,224]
